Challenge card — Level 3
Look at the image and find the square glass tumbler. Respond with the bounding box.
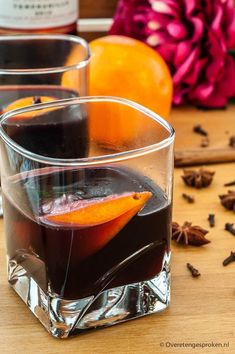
[0,97,175,338]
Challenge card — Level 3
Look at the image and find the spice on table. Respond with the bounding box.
[225,223,235,236]
[172,221,210,246]
[224,180,235,187]
[182,168,215,188]
[182,193,195,203]
[219,190,235,211]
[187,263,201,277]
[33,96,42,104]
[200,137,209,148]
[229,136,235,147]
[193,124,208,136]
[223,251,235,266]
[208,214,215,227]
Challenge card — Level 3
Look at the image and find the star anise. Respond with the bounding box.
[219,190,235,211]
[172,221,210,246]
[181,168,215,188]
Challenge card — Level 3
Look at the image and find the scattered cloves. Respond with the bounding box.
[224,180,235,187]
[33,96,42,104]
[182,193,195,203]
[223,251,235,266]
[208,214,215,227]
[187,263,201,277]
[193,124,208,136]
[225,223,235,236]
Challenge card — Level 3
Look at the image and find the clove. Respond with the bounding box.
[182,193,195,203]
[223,251,235,266]
[193,124,208,136]
[225,223,235,236]
[33,96,42,104]
[208,214,215,227]
[187,263,201,277]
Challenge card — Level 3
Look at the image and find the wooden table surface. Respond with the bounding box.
[1,107,235,354]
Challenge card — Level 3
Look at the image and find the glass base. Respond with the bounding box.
[8,252,170,339]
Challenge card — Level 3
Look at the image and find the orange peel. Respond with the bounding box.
[3,96,57,120]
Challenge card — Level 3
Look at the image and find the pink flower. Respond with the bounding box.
[110,0,235,108]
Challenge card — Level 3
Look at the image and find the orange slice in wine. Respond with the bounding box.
[3,96,57,120]
[45,191,152,227]
[44,191,152,260]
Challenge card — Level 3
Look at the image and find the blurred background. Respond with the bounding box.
[80,0,117,40]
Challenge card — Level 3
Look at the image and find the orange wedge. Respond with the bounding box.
[45,191,152,228]
[4,96,57,120]
[44,191,152,260]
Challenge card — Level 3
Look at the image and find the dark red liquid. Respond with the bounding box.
[4,167,171,300]
[1,86,88,159]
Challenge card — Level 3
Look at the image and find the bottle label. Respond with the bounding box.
[0,0,78,29]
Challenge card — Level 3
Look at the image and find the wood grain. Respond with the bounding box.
[1,108,235,353]
[78,31,107,42]
[172,105,235,166]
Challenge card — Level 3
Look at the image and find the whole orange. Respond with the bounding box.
[89,35,172,118]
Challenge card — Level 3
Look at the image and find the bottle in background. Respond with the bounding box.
[0,0,78,35]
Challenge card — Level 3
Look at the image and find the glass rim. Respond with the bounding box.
[0,96,175,167]
[0,34,90,75]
